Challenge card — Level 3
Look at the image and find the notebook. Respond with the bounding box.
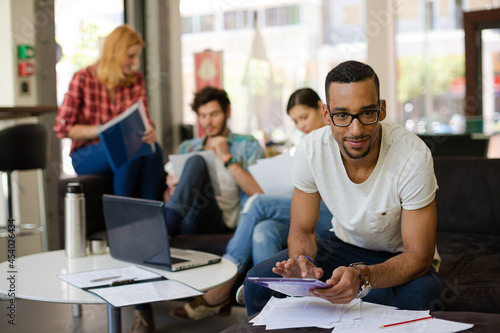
[102,194,221,271]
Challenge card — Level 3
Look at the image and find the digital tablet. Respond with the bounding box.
[247,277,332,296]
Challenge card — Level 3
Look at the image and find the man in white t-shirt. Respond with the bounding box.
[244,60,444,316]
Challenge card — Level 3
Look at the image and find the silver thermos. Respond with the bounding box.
[65,182,86,258]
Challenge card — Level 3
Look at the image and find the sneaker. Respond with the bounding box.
[129,309,155,333]
[236,285,245,306]
[169,296,231,321]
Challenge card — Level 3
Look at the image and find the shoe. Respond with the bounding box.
[236,285,245,306]
[169,296,231,321]
[129,309,155,333]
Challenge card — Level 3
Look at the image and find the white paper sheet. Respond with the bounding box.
[57,265,162,289]
[250,296,344,329]
[248,153,294,196]
[168,150,221,195]
[249,297,474,332]
[89,279,203,307]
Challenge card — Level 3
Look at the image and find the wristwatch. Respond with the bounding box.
[349,262,372,298]
[224,156,238,168]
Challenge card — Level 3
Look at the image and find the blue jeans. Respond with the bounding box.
[244,233,444,316]
[71,142,164,200]
[223,195,332,274]
[166,155,226,235]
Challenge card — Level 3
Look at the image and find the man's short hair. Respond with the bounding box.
[325,60,380,102]
[191,87,231,114]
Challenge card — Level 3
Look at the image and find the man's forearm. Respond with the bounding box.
[287,188,321,260]
[287,225,317,260]
[227,163,263,195]
[369,250,433,289]
[367,202,437,289]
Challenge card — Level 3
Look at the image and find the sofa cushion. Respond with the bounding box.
[436,231,500,313]
[433,157,500,236]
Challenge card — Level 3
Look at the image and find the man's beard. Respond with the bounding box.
[341,136,371,160]
[206,118,227,137]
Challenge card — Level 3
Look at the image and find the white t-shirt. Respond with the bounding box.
[292,120,438,253]
[214,157,240,229]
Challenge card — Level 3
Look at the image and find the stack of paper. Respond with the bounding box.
[250,296,352,330]
[250,296,474,332]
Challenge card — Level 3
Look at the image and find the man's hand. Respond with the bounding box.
[141,127,157,145]
[272,256,323,279]
[311,266,361,304]
[205,136,230,161]
[166,173,179,197]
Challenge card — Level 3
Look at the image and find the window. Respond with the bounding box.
[181,15,214,34]
[425,1,435,30]
[179,0,361,148]
[396,0,500,135]
[200,15,214,32]
[224,10,254,30]
[182,17,194,34]
[55,0,124,176]
[264,5,300,27]
[180,0,500,141]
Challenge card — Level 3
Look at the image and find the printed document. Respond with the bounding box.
[250,297,474,332]
[58,265,203,307]
[168,150,221,195]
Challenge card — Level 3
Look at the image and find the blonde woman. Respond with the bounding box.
[54,24,164,200]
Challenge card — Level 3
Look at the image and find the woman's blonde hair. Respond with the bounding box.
[96,24,145,90]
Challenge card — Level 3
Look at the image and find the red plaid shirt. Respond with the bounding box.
[54,64,153,153]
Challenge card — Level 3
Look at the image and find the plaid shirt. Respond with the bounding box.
[54,64,152,153]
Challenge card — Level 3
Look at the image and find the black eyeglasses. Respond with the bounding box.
[327,101,381,127]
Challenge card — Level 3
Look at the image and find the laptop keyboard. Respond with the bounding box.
[170,256,189,264]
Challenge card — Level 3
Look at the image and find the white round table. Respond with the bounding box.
[0,250,237,332]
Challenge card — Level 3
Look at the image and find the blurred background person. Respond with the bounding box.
[54,24,164,200]
[170,88,333,321]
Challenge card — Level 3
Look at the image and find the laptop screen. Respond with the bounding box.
[102,195,173,268]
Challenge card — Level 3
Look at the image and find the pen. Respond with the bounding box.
[90,276,122,282]
[380,316,433,328]
[111,278,137,286]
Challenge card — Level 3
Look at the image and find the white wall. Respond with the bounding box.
[0,0,38,106]
[0,0,15,106]
[0,0,43,258]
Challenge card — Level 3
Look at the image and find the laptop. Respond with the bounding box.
[102,194,221,271]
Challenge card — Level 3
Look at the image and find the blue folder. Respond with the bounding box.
[98,101,155,171]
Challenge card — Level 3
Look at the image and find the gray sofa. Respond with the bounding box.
[433,157,500,314]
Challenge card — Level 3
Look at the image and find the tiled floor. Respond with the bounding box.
[0,297,248,333]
